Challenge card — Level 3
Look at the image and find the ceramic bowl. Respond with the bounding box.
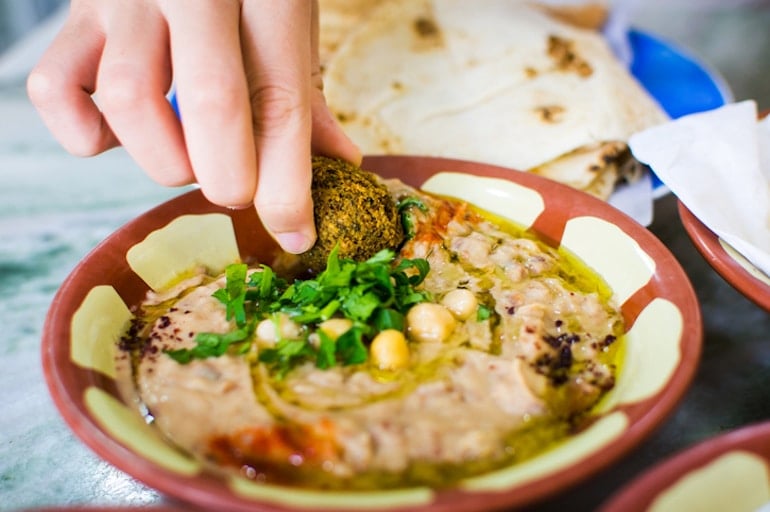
[679,201,770,312]
[676,110,769,313]
[42,155,702,512]
[600,420,770,512]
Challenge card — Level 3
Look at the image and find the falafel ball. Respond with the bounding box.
[300,156,404,272]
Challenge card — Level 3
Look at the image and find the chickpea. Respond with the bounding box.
[255,313,302,347]
[406,303,457,343]
[441,288,478,320]
[318,318,353,340]
[307,332,321,348]
[256,319,277,346]
[370,329,410,370]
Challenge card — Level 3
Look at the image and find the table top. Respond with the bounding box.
[2,83,769,512]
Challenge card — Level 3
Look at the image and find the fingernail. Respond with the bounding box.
[275,232,313,254]
[226,203,252,211]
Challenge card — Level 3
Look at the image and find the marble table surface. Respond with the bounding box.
[0,85,182,509]
[2,78,770,512]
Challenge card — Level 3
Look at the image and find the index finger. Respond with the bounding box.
[27,11,119,157]
[241,0,316,254]
[161,0,257,208]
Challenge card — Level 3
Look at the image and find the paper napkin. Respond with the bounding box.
[629,100,770,277]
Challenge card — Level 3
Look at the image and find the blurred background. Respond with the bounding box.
[0,0,61,52]
[628,0,770,107]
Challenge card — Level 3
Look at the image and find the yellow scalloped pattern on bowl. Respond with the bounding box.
[720,239,770,287]
[422,172,545,228]
[71,285,131,379]
[229,476,433,509]
[84,386,201,475]
[608,298,683,407]
[126,213,240,291]
[71,284,203,477]
[650,451,770,512]
[54,161,697,512]
[561,216,656,305]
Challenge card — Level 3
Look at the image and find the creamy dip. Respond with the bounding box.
[118,179,623,489]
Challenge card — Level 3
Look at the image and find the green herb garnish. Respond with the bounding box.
[163,245,431,378]
[398,197,428,239]
[211,263,249,326]
[257,337,316,379]
[476,304,492,322]
[164,321,255,363]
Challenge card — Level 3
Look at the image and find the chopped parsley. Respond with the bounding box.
[163,245,431,378]
[397,197,428,239]
[476,304,492,322]
[164,324,253,364]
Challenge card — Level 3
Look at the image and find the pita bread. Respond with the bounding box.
[320,0,668,199]
[318,0,384,68]
[531,140,644,199]
[532,1,609,30]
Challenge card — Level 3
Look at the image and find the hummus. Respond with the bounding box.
[119,179,623,489]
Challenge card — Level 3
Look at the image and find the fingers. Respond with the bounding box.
[29,0,360,259]
[28,1,193,187]
[310,88,362,166]
[241,0,316,253]
[26,6,118,157]
[97,2,193,187]
[161,0,257,207]
[309,0,362,165]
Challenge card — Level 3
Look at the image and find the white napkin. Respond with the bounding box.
[629,100,770,277]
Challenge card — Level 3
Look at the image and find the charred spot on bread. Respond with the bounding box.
[547,35,593,77]
[535,105,567,123]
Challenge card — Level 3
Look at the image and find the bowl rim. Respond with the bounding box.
[678,198,770,314]
[675,110,770,313]
[41,155,703,512]
[599,420,770,512]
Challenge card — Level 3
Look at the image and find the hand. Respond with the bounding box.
[27,0,361,254]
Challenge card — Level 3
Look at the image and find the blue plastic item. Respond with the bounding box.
[627,29,731,190]
[629,29,730,120]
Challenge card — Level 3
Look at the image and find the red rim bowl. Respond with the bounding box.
[42,155,703,512]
